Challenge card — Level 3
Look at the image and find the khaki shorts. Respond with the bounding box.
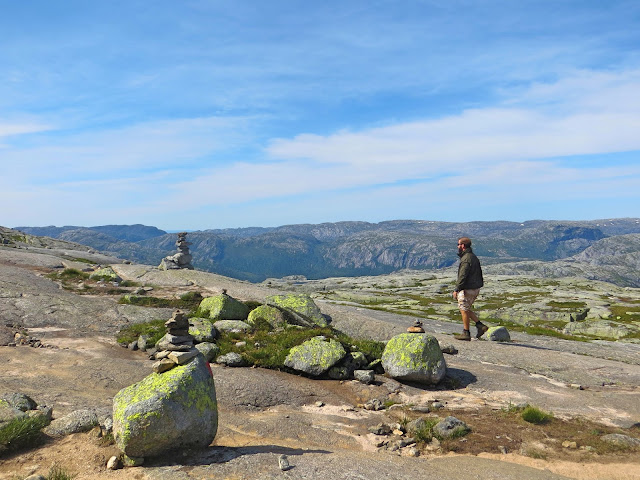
[457,288,480,312]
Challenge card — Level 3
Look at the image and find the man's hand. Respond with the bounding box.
[453,291,458,300]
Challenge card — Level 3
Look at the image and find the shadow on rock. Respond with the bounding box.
[146,445,332,467]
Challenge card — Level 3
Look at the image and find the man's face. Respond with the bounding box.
[457,241,465,254]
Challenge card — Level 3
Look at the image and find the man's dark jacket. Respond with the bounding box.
[455,248,484,292]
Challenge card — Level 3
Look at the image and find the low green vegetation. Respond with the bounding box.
[521,405,554,425]
[67,257,94,264]
[216,319,385,370]
[413,418,440,443]
[118,291,203,310]
[44,464,77,480]
[0,414,50,453]
[547,300,588,310]
[45,268,89,281]
[116,319,167,346]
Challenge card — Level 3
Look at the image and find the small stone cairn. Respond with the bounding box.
[159,232,194,270]
[407,319,425,333]
[152,310,199,373]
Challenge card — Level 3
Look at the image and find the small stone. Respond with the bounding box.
[167,350,199,365]
[106,456,121,470]
[368,423,392,435]
[440,343,458,355]
[354,369,375,384]
[315,401,325,407]
[562,441,578,449]
[406,447,420,457]
[411,405,431,413]
[152,358,176,373]
[278,454,291,471]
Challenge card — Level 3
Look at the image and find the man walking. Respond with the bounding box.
[453,237,487,341]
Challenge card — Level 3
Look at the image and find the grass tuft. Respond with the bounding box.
[0,414,50,452]
[521,405,554,425]
[46,464,77,480]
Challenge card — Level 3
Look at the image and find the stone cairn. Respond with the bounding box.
[152,310,199,373]
[159,232,194,270]
[407,319,425,333]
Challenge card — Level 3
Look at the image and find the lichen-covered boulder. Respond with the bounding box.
[198,293,249,320]
[487,326,511,342]
[89,266,121,282]
[0,393,37,412]
[113,355,217,458]
[284,336,346,376]
[266,294,328,327]
[189,318,218,343]
[381,333,446,384]
[213,320,251,333]
[195,342,220,362]
[247,305,288,329]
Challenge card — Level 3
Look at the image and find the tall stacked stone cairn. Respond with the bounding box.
[112,310,217,462]
[159,232,194,270]
[153,310,197,370]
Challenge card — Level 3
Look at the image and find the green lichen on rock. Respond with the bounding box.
[188,318,218,342]
[89,266,121,282]
[247,305,287,329]
[266,294,328,327]
[284,336,346,376]
[381,333,446,385]
[113,355,217,458]
[198,293,249,320]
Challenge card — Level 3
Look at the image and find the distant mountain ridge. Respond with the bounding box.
[14,218,640,286]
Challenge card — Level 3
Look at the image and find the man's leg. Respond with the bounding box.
[460,309,471,331]
[454,299,472,340]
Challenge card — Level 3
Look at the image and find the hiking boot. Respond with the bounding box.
[454,330,471,341]
[475,322,489,339]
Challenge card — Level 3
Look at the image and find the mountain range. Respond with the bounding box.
[13,218,640,287]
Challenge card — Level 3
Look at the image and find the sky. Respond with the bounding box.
[1,0,640,231]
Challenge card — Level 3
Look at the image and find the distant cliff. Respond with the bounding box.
[14,218,640,286]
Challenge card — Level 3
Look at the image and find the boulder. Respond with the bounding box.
[284,336,346,376]
[44,409,98,437]
[381,333,446,385]
[487,326,511,342]
[354,369,375,384]
[0,393,37,412]
[600,433,640,447]
[113,355,217,458]
[434,416,470,438]
[199,293,249,320]
[266,294,328,327]
[195,342,220,362]
[213,320,251,333]
[89,267,121,282]
[215,352,246,367]
[247,304,288,329]
[189,318,219,343]
[563,320,637,340]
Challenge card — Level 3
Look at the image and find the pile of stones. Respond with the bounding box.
[159,232,194,270]
[152,310,200,373]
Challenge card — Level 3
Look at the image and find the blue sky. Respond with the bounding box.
[1,0,639,231]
